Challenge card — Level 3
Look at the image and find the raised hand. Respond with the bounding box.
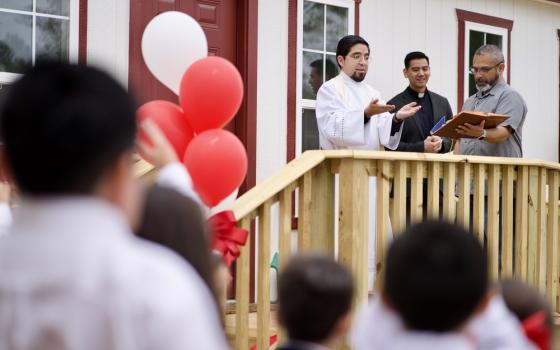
[364,98,396,118]
[395,101,421,121]
[137,119,179,169]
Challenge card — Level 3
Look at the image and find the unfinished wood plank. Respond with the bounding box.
[537,168,548,293]
[427,162,441,219]
[473,164,486,244]
[457,163,471,230]
[443,162,456,222]
[298,172,313,251]
[501,165,515,278]
[515,166,529,280]
[392,161,407,235]
[257,201,272,350]
[410,162,423,224]
[527,167,539,285]
[310,162,335,255]
[338,159,369,304]
[278,186,294,270]
[376,160,391,272]
[235,217,252,350]
[487,164,500,280]
[546,171,559,311]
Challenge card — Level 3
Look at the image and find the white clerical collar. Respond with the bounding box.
[340,71,363,86]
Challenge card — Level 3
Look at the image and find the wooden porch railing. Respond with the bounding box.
[228,150,560,350]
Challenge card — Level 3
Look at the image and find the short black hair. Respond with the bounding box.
[404,51,430,69]
[335,35,370,67]
[500,279,553,328]
[384,221,488,332]
[310,59,339,81]
[278,253,354,343]
[0,61,137,195]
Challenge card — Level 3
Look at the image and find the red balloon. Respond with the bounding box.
[184,130,247,206]
[179,57,244,133]
[137,100,194,162]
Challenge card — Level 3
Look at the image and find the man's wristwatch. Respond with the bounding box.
[477,129,487,140]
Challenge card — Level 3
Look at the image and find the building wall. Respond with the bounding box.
[360,0,560,162]
[86,0,130,88]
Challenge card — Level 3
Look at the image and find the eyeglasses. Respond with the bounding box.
[469,62,503,75]
[346,53,371,63]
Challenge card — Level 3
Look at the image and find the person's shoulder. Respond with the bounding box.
[428,89,451,103]
[501,83,526,103]
[387,89,408,105]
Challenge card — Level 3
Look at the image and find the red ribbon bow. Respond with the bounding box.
[209,210,248,267]
[522,311,550,350]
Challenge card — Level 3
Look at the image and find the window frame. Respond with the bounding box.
[0,0,79,84]
[296,0,354,156]
[463,21,509,102]
[456,9,513,112]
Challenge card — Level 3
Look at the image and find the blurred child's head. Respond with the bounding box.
[501,279,552,350]
[384,220,488,332]
[278,253,354,345]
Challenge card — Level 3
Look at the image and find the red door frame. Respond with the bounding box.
[78,0,88,64]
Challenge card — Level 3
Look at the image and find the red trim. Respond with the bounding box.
[456,9,513,111]
[287,0,298,162]
[354,0,361,35]
[78,0,88,64]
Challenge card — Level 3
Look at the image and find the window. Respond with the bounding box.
[0,0,79,84]
[297,0,354,154]
[456,9,513,111]
[464,22,508,100]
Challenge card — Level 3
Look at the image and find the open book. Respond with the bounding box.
[431,111,509,139]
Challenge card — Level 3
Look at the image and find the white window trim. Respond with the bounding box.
[0,0,79,84]
[296,0,354,156]
[464,21,508,102]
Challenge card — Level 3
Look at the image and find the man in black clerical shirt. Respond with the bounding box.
[387,51,453,153]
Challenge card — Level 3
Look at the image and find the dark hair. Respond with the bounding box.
[136,185,217,302]
[500,279,553,328]
[278,253,354,343]
[0,61,136,195]
[384,221,488,332]
[335,35,370,67]
[404,51,430,69]
[310,59,339,81]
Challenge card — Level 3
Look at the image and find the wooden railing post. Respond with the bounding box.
[527,167,539,285]
[235,217,252,350]
[515,166,529,280]
[457,162,471,230]
[546,170,559,311]
[473,164,486,243]
[338,158,369,304]
[410,162,423,224]
[487,164,500,280]
[443,163,457,222]
[536,168,548,292]
[427,162,441,219]
[392,161,407,235]
[311,162,335,254]
[257,201,272,350]
[501,165,515,278]
[376,160,391,273]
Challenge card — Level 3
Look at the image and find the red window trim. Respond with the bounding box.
[79,0,87,64]
[456,9,513,111]
[287,0,361,162]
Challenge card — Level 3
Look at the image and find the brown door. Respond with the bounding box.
[129,0,238,132]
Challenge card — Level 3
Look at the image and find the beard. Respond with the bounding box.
[350,71,366,82]
[475,75,498,94]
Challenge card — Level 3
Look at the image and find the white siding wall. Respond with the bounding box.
[361,0,560,161]
[86,0,130,88]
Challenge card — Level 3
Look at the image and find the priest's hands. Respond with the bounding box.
[364,99,396,118]
[395,102,422,121]
[424,135,443,153]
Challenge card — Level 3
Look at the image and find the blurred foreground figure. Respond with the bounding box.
[0,62,227,350]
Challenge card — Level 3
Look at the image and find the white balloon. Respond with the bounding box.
[141,11,207,95]
[209,188,239,216]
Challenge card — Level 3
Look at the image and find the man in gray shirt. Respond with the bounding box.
[456,44,527,157]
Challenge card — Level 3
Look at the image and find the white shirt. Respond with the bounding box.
[351,296,535,350]
[315,72,402,151]
[0,197,228,350]
[0,202,12,236]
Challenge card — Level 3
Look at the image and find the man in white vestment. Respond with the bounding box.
[0,62,228,350]
[315,35,421,286]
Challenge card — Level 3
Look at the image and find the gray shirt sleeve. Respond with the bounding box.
[494,89,527,133]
